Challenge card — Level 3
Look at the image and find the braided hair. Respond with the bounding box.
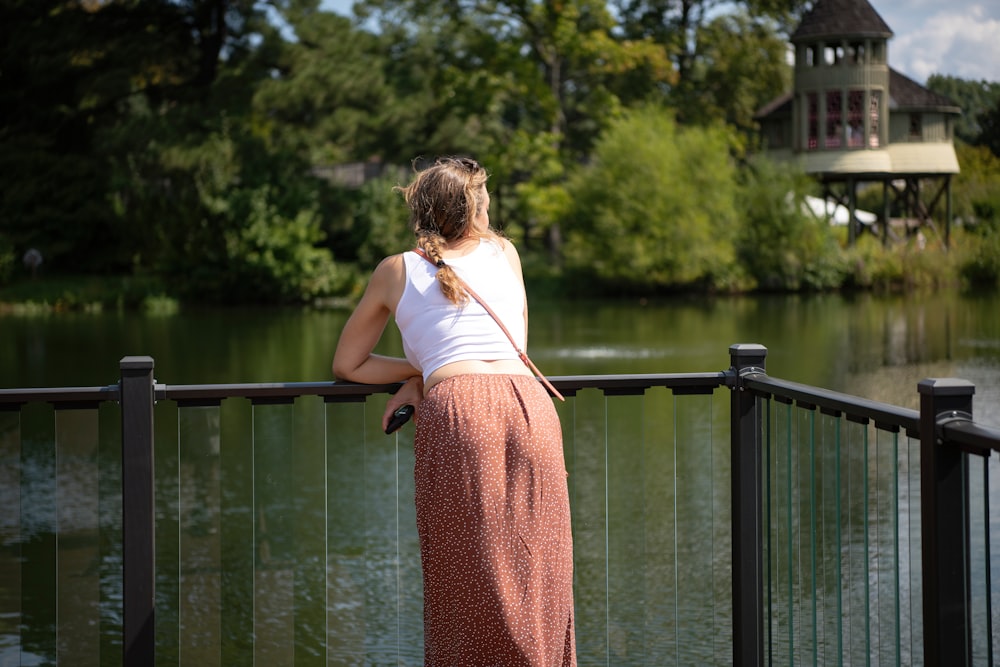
[394,157,492,306]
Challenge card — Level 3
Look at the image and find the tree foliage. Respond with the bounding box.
[926,75,1000,149]
[1,0,996,300]
[687,12,791,150]
[736,157,846,290]
[953,143,1000,231]
[562,106,740,291]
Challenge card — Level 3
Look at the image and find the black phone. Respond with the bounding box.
[385,404,415,434]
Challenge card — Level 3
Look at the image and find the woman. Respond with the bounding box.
[332,157,576,666]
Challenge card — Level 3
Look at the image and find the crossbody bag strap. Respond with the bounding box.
[412,248,564,401]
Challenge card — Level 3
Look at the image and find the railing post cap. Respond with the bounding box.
[917,377,975,396]
[729,343,767,366]
[729,344,767,355]
[120,356,155,371]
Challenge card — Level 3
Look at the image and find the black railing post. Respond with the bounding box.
[918,377,974,666]
[730,344,767,667]
[120,356,156,667]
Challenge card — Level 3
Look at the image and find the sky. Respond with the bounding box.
[875,1,1000,83]
[322,0,1000,84]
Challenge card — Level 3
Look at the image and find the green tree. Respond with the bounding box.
[562,105,740,292]
[614,0,803,127]
[686,12,791,149]
[926,75,1000,146]
[0,0,277,274]
[978,99,1000,158]
[358,0,671,161]
[953,142,1000,230]
[90,0,349,302]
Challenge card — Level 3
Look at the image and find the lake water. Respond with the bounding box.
[4,290,1000,419]
[2,289,999,665]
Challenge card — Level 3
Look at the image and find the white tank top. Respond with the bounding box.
[395,239,526,383]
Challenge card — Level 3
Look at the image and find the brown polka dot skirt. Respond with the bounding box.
[414,374,576,667]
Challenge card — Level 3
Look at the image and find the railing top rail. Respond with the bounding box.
[160,380,400,404]
[0,372,730,408]
[161,372,729,403]
[743,372,921,436]
[0,384,120,408]
[552,372,728,396]
[941,419,1000,456]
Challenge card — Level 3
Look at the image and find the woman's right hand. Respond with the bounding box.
[383,375,424,432]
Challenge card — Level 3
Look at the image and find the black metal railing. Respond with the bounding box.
[1,345,998,666]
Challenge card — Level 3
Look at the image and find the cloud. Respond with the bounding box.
[890,5,1000,82]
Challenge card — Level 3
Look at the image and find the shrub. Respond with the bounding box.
[958,228,1000,289]
[562,107,740,292]
[218,187,345,303]
[736,157,847,291]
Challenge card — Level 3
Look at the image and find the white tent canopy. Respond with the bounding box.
[803,195,877,226]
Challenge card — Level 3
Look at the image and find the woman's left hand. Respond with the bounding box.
[383,375,424,432]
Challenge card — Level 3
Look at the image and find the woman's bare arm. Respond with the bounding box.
[332,255,419,384]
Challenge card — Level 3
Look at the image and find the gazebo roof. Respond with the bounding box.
[754,92,793,120]
[791,0,893,42]
[888,69,961,112]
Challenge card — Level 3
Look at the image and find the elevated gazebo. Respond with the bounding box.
[755,0,961,245]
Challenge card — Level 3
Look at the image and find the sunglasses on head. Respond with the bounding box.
[437,156,480,172]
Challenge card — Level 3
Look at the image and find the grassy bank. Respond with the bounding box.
[0,274,179,315]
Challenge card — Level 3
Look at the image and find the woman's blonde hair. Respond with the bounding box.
[394,156,492,305]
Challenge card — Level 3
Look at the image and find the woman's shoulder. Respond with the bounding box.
[371,253,408,285]
[375,252,407,270]
[367,254,409,309]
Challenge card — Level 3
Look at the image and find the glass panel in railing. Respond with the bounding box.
[634,388,675,664]
[369,395,418,666]
[19,403,56,665]
[217,397,254,665]
[897,434,922,666]
[763,398,792,664]
[678,390,730,665]
[801,406,823,665]
[324,399,367,663]
[177,405,222,667]
[252,402,297,666]
[288,395,329,667]
[563,388,608,663]
[968,450,996,665]
[0,410,21,665]
[325,395,422,666]
[385,403,420,667]
[765,400,843,666]
[872,427,901,665]
[54,408,101,667]
[154,399,181,666]
[96,402,122,664]
[842,418,873,667]
[709,389,733,663]
[815,410,842,666]
[605,391,645,663]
